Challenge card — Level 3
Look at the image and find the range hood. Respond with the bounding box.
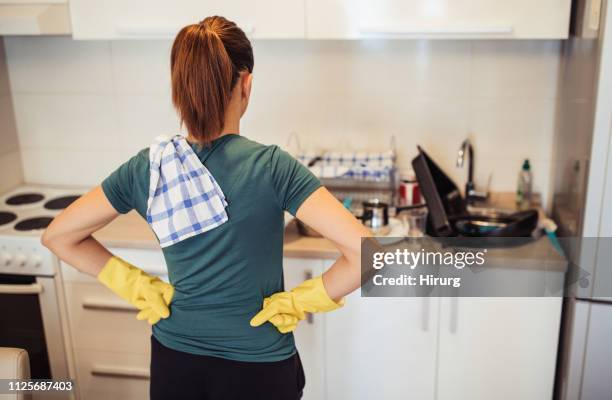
[0,1,71,35]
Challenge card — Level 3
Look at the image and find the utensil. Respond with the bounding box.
[399,207,428,238]
[361,199,390,236]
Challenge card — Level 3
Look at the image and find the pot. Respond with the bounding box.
[361,199,390,236]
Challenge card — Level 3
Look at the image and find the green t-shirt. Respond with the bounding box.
[101,134,321,362]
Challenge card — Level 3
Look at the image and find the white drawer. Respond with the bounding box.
[74,348,150,400]
[64,282,152,355]
[61,261,97,283]
[61,247,168,283]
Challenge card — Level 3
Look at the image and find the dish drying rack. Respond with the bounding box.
[288,133,398,214]
[319,177,394,214]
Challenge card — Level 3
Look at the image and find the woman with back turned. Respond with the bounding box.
[42,15,369,400]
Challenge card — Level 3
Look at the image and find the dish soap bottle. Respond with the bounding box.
[516,159,532,208]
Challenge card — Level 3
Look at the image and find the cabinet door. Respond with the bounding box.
[70,0,304,39]
[437,297,562,400]
[283,258,325,400]
[325,274,439,400]
[306,0,571,39]
[580,303,612,400]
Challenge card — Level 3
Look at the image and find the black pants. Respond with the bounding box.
[150,335,305,400]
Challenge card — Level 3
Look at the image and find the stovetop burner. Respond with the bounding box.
[0,211,17,226]
[44,195,81,210]
[14,217,54,231]
[6,193,44,206]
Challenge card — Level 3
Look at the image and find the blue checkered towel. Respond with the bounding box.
[146,135,228,248]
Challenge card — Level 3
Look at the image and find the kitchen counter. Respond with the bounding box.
[92,210,341,259]
[93,211,160,250]
[93,193,565,271]
[94,212,565,271]
[283,220,340,259]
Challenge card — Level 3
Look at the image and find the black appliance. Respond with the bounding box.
[412,146,538,237]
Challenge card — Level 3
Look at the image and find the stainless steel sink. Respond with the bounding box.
[466,205,516,218]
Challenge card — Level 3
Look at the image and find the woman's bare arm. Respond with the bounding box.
[295,187,372,300]
[41,186,119,276]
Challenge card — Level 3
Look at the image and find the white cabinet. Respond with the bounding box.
[325,294,440,400]
[283,258,326,400]
[61,247,168,400]
[69,0,571,40]
[323,260,439,400]
[69,0,305,40]
[579,302,612,400]
[437,297,562,400]
[321,274,561,400]
[0,1,71,35]
[306,0,571,39]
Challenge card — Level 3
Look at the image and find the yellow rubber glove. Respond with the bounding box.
[97,256,174,325]
[250,276,344,333]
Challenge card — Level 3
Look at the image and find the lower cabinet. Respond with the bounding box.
[325,293,440,400]
[437,297,562,400]
[73,349,150,400]
[318,259,562,400]
[62,277,152,400]
[61,247,166,400]
[64,253,327,400]
[282,258,326,400]
[61,252,562,400]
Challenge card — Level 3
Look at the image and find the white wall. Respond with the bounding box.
[4,37,560,204]
[0,39,23,193]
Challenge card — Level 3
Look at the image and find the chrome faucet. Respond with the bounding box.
[456,139,488,202]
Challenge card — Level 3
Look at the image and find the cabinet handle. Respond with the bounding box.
[91,365,149,380]
[114,25,178,37]
[359,26,514,36]
[449,297,458,334]
[82,299,136,312]
[304,270,314,324]
[0,283,43,295]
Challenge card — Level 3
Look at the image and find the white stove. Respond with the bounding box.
[0,184,88,385]
[0,184,87,276]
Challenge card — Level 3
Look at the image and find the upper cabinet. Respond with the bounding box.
[69,0,305,40]
[306,0,572,39]
[69,0,572,40]
[0,1,71,35]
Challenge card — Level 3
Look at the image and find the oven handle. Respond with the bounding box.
[91,365,150,380]
[82,299,136,312]
[0,283,43,295]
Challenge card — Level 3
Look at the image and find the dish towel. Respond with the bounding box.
[146,134,228,248]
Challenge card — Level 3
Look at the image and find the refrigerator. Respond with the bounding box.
[552,0,612,399]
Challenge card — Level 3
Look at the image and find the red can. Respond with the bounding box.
[398,170,421,206]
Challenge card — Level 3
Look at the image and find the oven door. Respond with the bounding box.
[0,273,69,379]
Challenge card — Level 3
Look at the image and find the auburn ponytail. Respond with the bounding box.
[170,16,254,144]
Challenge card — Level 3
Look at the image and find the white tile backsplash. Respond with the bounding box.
[470,41,561,99]
[4,37,562,206]
[5,37,113,94]
[115,93,182,151]
[0,39,22,191]
[110,40,173,94]
[346,40,472,98]
[20,147,124,186]
[12,94,119,150]
[0,150,23,193]
[0,94,19,155]
[468,97,557,159]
